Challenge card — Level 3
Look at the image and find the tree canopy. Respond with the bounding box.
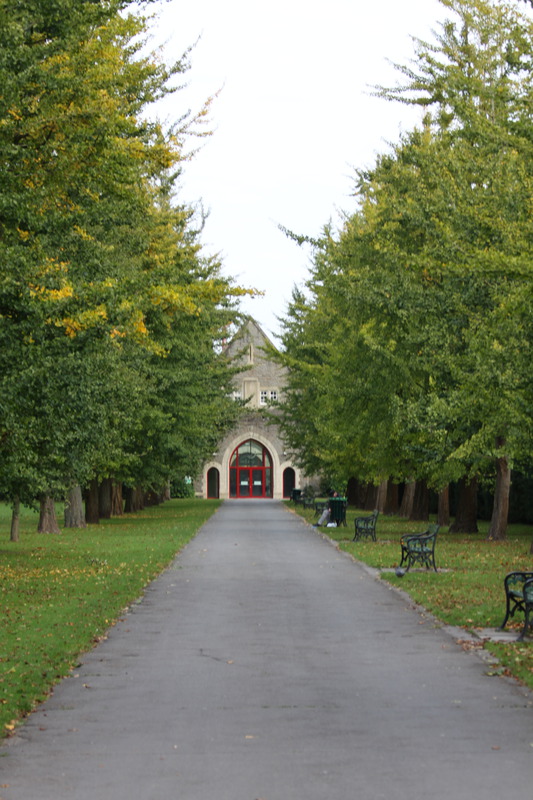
[276,0,533,538]
[0,0,247,526]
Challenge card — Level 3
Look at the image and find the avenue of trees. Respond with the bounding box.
[275,0,533,541]
[0,0,247,537]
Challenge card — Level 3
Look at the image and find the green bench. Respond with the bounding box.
[353,510,379,542]
[399,523,439,572]
[501,571,533,641]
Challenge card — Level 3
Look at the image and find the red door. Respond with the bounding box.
[229,440,272,498]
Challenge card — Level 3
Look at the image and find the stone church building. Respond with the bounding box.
[195,318,306,499]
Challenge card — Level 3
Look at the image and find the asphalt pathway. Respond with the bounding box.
[1,500,531,799]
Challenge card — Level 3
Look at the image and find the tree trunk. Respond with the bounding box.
[123,486,133,513]
[10,496,20,542]
[134,486,144,511]
[85,479,100,524]
[487,447,510,541]
[346,477,359,507]
[399,481,416,518]
[124,486,144,513]
[357,481,371,509]
[409,480,429,521]
[111,482,124,516]
[38,495,61,534]
[449,476,478,533]
[375,479,388,512]
[98,478,113,519]
[384,481,399,515]
[437,485,450,528]
[363,484,378,511]
[143,490,161,507]
[64,486,87,528]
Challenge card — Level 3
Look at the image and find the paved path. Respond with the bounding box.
[1,501,531,799]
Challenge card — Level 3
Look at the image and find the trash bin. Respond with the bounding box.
[328,497,347,526]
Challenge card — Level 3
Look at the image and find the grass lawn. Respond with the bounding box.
[289,501,533,690]
[0,498,220,736]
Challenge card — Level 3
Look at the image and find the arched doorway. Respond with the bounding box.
[229,439,273,498]
[207,467,220,499]
[283,467,296,499]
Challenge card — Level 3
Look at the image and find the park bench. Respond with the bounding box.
[302,495,315,510]
[500,571,533,641]
[353,510,379,542]
[399,523,439,572]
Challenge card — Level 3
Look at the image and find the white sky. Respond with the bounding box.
[149,0,446,340]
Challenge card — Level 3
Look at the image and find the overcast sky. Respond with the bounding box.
[150,0,446,340]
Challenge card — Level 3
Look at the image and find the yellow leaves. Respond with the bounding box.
[122,136,147,162]
[110,327,126,340]
[149,285,199,316]
[110,311,160,352]
[73,225,95,242]
[33,257,69,278]
[57,306,107,338]
[29,259,74,305]
[132,311,148,336]
[41,52,71,70]
[60,318,82,338]
[30,283,73,301]
[48,285,74,301]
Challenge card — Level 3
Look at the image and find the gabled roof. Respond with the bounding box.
[224,316,278,357]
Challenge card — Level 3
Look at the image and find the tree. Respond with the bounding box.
[354,0,533,535]
[379,0,533,538]
[278,0,533,539]
[0,0,249,532]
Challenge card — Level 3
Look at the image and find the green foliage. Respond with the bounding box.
[0,1,248,509]
[278,0,533,537]
[171,477,195,498]
[0,498,220,735]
